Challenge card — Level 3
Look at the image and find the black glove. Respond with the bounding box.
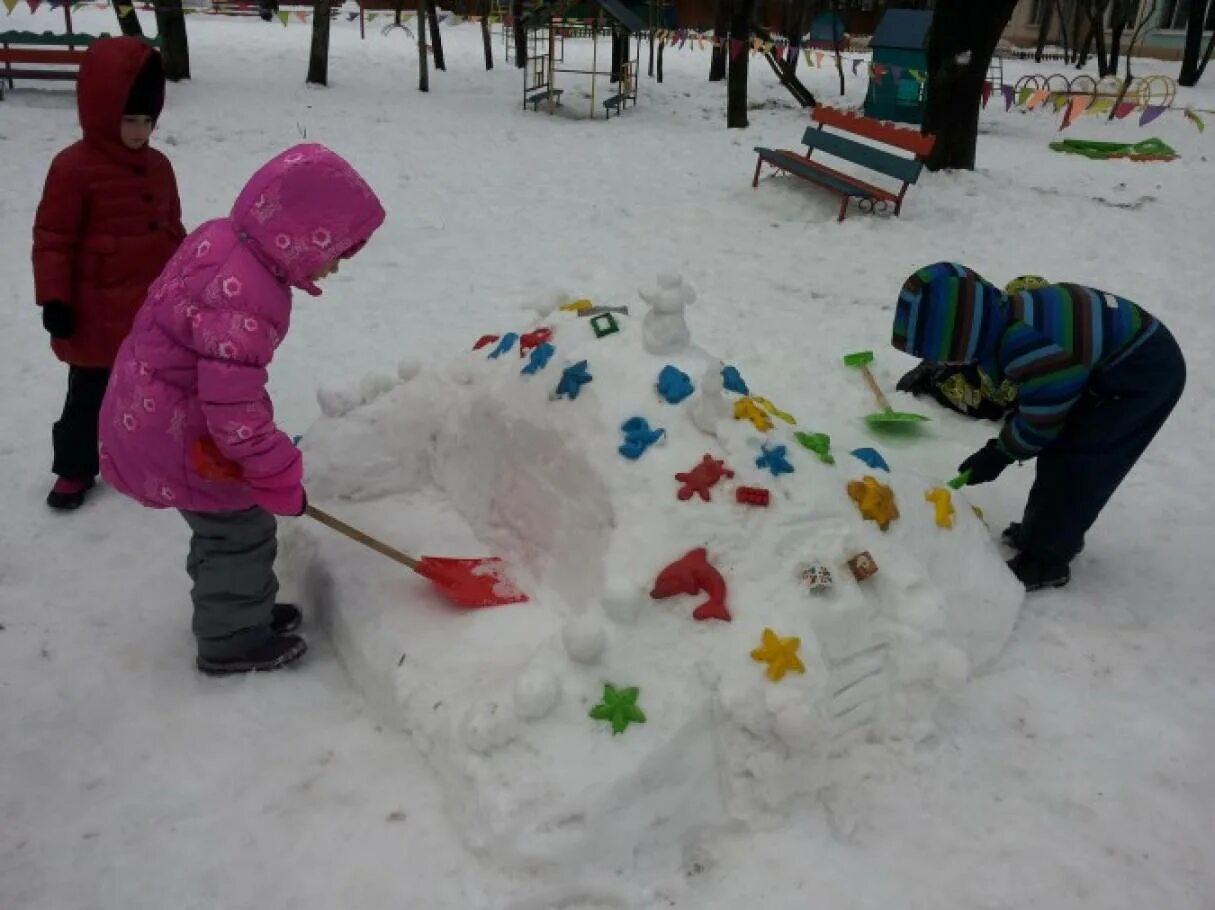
[41,300,74,340]
[896,362,935,396]
[959,439,1014,485]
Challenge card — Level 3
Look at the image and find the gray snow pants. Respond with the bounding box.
[180,507,279,659]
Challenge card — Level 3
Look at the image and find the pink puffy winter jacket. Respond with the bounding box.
[99,144,386,515]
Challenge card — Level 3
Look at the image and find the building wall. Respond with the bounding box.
[1000,0,1212,61]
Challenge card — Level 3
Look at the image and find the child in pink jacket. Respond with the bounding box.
[100,144,385,674]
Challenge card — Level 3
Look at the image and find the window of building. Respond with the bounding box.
[1160,0,1215,31]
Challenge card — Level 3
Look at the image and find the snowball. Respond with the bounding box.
[396,358,422,383]
[513,667,561,720]
[460,698,517,754]
[561,613,607,664]
[358,372,396,403]
[602,580,643,625]
[316,381,362,418]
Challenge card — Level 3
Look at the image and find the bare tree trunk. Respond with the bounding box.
[922,0,1020,171]
[1093,1,1110,75]
[111,0,143,36]
[513,0,526,69]
[481,0,493,69]
[657,37,665,82]
[710,0,729,81]
[427,0,446,70]
[754,22,815,106]
[1069,0,1085,63]
[1055,0,1071,60]
[727,0,752,127]
[1107,0,1130,72]
[154,0,189,80]
[1108,0,1157,116]
[307,0,331,86]
[417,0,429,90]
[832,0,845,96]
[1180,0,1214,85]
[1035,0,1055,62]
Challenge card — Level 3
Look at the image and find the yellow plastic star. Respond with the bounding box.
[560,298,593,313]
[750,628,806,682]
[733,397,774,432]
[925,487,955,529]
[847,475,900,531]
[752,396,796,425]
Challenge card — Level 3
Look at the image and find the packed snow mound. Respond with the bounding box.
[283,276,1024,870]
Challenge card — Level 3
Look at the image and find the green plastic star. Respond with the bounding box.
[589,684,646,735]
[794,431,836,465]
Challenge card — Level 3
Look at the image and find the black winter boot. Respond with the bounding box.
[197,635,307,675]
[272,604,302,635]
[1007,554,1070,592]
[1001,522,1024,550]
[47,477,95,511]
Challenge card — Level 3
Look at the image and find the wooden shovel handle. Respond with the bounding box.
[859,364,893,413]
[304,504,421,571]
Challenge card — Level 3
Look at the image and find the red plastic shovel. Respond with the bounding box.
[305,505,528,608]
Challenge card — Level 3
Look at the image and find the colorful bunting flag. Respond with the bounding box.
[1026,88,1049,110]
[981,80,992,109]
[1139,104,1166,126]
[1113,102,1136,119]
[1060,95,1090,130]
[814,51,824,68]
[276,8,287,25]
[909,69,925,83]
[117,4,132,14]
[1089,99,1113,116]
[293,8,306,20]
[888,64,902,83]
[26,0,40,12]
[1185,107,1206,132]
[1017,86,1033,107]
[3,0,19,14]
[1051,93,1068,112]
[1003,84,1015,111]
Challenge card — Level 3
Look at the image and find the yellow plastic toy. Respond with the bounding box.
[560,298,593,313]
[750,628,806,682]
[751,396,796,425]
[847,475,900,531]
[734,398,774,432]
[924,487,955,529]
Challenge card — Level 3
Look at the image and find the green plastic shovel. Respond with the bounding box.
[843,350,930,429]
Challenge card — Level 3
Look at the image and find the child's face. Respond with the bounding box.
[120,115,155,150]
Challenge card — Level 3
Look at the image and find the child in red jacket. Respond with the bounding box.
[33,36,185,510]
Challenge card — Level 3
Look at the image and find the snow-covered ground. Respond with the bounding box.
[2,8,1214,909]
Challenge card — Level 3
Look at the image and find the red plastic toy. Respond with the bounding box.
[519,326,553,357]
[675,454,735,502]
[735,485,770,507]
[650,547,731,622]
[472,334,499,351]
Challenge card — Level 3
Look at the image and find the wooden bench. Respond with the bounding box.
[602,93,633,117]
[1,31,160,100]
[751,106,936,222]
[525,87,564,111]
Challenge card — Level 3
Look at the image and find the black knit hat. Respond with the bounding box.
[124,52,165,119]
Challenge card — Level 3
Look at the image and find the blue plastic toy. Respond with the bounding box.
[756,444,794,476]
[656,365,694,404]
[488,333,518,359]
[851,447,890,472]
[619,417,665,460]
[522,342,556,375]
[555,360,593,399]
[721,365,749,396]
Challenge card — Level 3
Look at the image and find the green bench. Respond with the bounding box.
[751,106,937,221]
[1,31,160,100]
[524,87,564,111]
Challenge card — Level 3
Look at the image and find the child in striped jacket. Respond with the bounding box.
[891,262,1186,591]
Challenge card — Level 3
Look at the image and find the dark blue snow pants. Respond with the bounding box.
[1019,323,1186,565]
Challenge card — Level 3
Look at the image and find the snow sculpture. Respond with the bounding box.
[640,273,693,354]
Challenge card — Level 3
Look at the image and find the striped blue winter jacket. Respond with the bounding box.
[891,262,1158,459]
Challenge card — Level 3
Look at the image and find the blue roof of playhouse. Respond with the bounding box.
[870,9,932,51]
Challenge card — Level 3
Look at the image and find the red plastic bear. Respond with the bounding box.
[675,454,735,502]
[650,547,731,622]
[519,326,553,357]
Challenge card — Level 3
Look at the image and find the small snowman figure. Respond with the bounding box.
[689,362,731,437]
[640,274,694,355]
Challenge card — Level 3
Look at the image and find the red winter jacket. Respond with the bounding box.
[32,37,185,368]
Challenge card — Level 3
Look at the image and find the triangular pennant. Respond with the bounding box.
[1184,106,1205,132]
[772,43,783,62]
[277,8,288,24]
[1051,93,1069,112]
[1060,94,1090,129]
[851,57,861,76]
[293,9,306,20]
[366,11,376,20]
[1003,84,1015,111]
[26,0,41,12]
[814,51,824,68]
[1139,104,1166,126]
[889,64,902,82]
[117,3,132,14]
[1026,88,1049,110]
[910,69,925,83]
[751,37,763,52]
[3,0,19,14]
[1113,102,1136,120]
[1089,98,1113,115]
[1017,86,1033,107]
[981,80,992,109]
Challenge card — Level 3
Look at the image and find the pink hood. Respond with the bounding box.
[100,144,385,515]
[232,143,386,296]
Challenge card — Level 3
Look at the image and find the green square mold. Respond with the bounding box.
[591,313,619,338]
